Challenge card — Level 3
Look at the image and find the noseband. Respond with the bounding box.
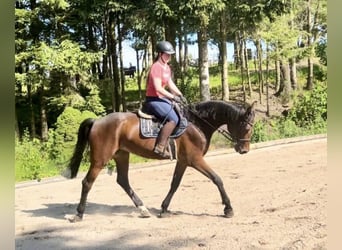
[235,120,254,142]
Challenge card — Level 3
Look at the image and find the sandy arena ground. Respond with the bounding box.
[15,136,327,250]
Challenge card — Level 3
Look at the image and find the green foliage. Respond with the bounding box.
[314,40,327,81]
[83,87,106,115]
[179,68,200,103]
[315,40,327,66]
[313,63,327,82]
[251,119,272,142]
[287,84,327,127]
[251,114,326,144]
[251,83,327,144]
[15,107,100,182]
[15,132,49,181]
[276,118,304,138]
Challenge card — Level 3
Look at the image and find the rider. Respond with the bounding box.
[144,41,184,158]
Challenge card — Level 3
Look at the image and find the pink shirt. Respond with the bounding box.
[146,61,171,98]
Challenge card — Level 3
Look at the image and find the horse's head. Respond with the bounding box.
[230,101,256,154]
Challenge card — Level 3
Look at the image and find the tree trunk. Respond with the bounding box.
[118,17,126,112]
[27,84,36,139]
[234,32,240,70]
[220,12,229,101]
[306,57,314,90]
[198,29,210,101]
[15,109,20,139]
[104,9,114,111]
[101,21,108,79]
[220,42,229,101]
[244,40,252,97]
[239,37,246,101]
[305,0,314,90]
[147,37,153,68]
[109,15,121,112]
[254,56,262,104]
[87,22,97,75]
[275,59,281,93]
[265,42,270,117]
[184,33,189,72]
[135,49,143,107]
[289,1,298,91]
[289,57,298,90]
[255,39,264,94]
[39,86,48,141]
[279,60,292,104]
[178,30,184,82]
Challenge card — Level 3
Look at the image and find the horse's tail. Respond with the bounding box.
[67,118,95,179]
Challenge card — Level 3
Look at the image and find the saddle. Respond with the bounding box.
[137,107,188,139]
[136,103,188,160]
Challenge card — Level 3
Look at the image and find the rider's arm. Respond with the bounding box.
[167,79,182,98]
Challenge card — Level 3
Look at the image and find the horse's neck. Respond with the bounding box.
[191,114,223,140]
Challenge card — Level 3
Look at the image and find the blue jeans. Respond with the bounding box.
[144,97,180,125]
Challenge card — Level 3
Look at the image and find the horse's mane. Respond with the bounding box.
[186,100,246,123]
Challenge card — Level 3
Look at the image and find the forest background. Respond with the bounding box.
[15,0,327,182]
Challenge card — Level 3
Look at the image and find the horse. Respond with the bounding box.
[65,100,257,222]
[123,66,136,78]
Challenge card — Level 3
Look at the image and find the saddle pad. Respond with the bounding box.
[140,117,188,138]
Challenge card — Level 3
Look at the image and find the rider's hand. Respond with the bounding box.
[173,95,182,103]
[180,95,188,104]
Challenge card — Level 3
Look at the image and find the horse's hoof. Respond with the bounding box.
[224,209,234,218]
[138,206,151,218]
[158,210,172,218]
[65,214,83,223]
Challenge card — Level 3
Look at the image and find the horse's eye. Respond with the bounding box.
[241,121,252,131]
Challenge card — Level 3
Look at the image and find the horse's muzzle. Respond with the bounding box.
[234,143,249,154]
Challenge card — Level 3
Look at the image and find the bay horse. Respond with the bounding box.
[65,100,256,222]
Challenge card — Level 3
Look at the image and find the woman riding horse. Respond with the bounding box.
[66,99,256,221]
[143,41,185,158]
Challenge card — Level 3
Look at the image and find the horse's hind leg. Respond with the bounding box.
[114,150,150,218]
[69,164,103,222]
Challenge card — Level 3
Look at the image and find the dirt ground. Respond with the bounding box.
[15,136,327,250]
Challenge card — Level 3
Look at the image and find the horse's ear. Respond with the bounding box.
[247,101,257,113]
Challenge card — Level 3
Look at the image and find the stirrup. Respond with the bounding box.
[153,144,170,158]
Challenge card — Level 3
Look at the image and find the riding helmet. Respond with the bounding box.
[156,41,175,54]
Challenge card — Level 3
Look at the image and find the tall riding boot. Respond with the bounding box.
[154,121,177,158]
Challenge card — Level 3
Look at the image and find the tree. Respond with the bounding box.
[15,0,72,139]
[175,0,225,100]
[303,0,327,90]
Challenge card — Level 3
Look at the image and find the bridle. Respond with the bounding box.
[218,120,254,143]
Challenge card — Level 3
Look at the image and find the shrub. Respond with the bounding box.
[287,83,327,128]
[15,132,49,181]
[276,118,303,138]
[251,119,270,143]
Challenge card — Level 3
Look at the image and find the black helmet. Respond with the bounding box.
[156,41,175,54]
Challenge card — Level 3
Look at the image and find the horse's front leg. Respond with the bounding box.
[114,150,150,218]
[193,158,234,218]
[160,161,187,217]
